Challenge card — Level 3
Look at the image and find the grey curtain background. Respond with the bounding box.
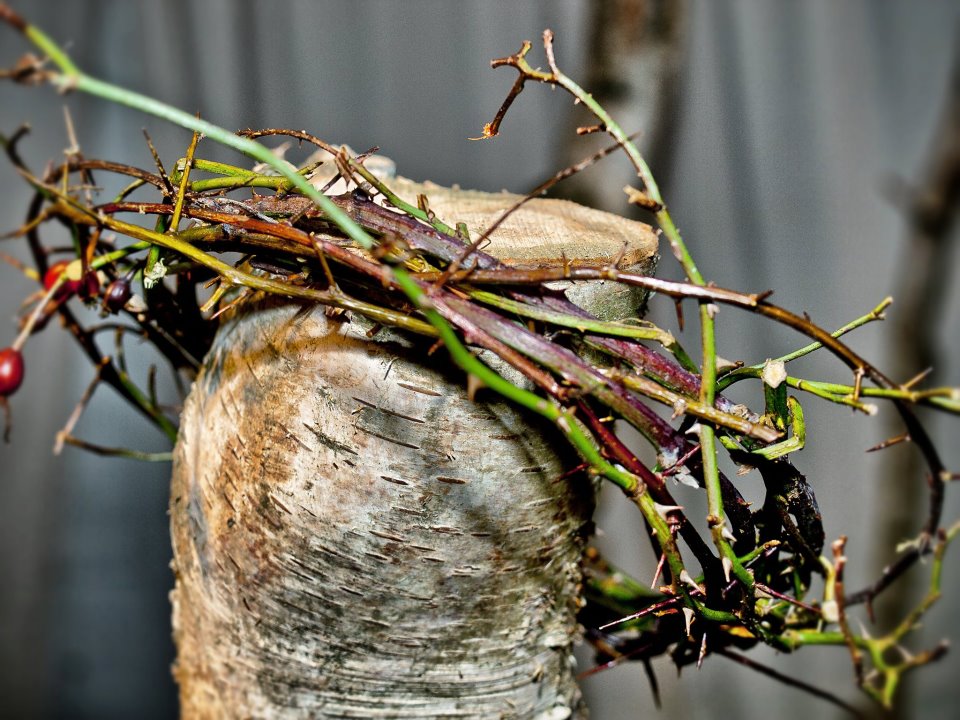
[0,1,957,718]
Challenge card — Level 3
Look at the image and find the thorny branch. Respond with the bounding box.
[0,6,957,712]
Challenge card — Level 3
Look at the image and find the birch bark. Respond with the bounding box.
[170,178,658,718]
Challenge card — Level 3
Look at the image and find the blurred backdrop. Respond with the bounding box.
[0,1,957,718]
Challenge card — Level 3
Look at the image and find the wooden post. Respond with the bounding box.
[170,178,658,718]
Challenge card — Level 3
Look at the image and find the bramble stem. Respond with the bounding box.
[2,9,957,706]
[718,297,893,391]
[469,289,673,342]
[549,30,753,591]
[8,9,727,606]
[485,31,772,593]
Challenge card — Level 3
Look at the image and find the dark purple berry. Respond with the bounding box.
[102,277,132,313]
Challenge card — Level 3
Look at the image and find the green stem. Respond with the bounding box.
[783,630,870,650]
[542,35,752,591]
[348,158,460,237]
[59,434,173,462]
[117,367,179,442]
[718,297,893,391]
[697,306,752,586]
[606,366,779,442]
[725,371,960,415]
[470,288,673,343]
[43,69,376,253]
[538,35,763,591]
[23,20,80,75]
[546,60,701,284]
[185,157,320,193]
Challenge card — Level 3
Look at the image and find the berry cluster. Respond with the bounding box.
[1,257,132,410]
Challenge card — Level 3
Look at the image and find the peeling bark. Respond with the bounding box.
[170,181,658,718]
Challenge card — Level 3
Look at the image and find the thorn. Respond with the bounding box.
[866,432,910,453]
[609,241,629,270]
[902,366,933,389]
[715,356,741,373]
[650,553,666,589]
[61,105,80,156]
[697,632,708,669]
[721,556,733,583]
[653,502,685,519]
[683,607,695,637]
[417,193,430,214]
[679,569,702,592]
[466,373,485,402]
[623,185,663,212]
[577,123,605,135]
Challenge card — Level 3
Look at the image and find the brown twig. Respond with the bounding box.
[716,648,866,719]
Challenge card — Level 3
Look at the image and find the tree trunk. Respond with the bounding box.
[170,178,658,718]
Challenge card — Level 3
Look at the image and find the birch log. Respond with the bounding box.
[170,177,658,718]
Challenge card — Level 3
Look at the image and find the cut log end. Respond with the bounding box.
[388,177,659,322]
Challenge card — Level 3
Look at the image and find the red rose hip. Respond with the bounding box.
[0,347,24,396]
[43,260,84,299]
